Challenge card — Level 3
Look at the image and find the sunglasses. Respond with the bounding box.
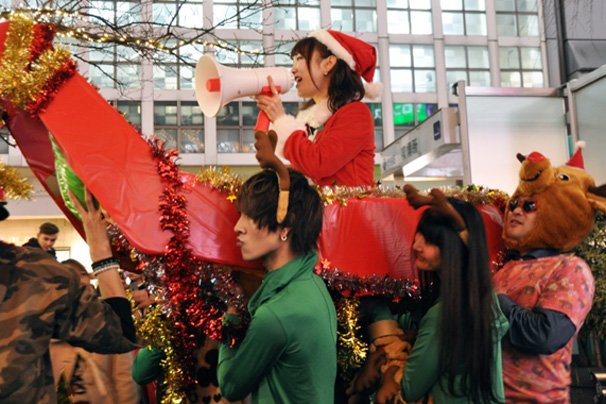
[508,198,537,213]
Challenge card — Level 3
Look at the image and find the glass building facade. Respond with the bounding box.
[2,0,547,168]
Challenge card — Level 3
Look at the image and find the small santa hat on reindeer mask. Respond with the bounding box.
[566,140,586,169]
[309,29,382,99]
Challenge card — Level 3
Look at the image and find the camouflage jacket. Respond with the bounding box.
[0,242,137,403]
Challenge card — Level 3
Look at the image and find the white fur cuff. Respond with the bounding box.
[272,114,305,159]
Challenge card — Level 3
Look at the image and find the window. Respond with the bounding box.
[213,0,263,29]
[214,40,264,67]
[154,42,203,90]
[499,46,543,87]
[114,101,142,130]
[387,0,432,35]
[389,44,436,92]
[441,0,487,36]
[273,0,321,31]
[216,101,299,153]
[154,101,204,153]
[444,45,490,88]
[153,0,204,28]
[274,40,297,67]
[393,103,438,139]
[90,0,141,25]
[368,103,385,150]
[331,0,377,33]
[217,101,253,153]
[88,44,141,89]
[495,0,539,36]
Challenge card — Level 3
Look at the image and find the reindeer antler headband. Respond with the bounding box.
[253,130,290,224]
[404,184,469,245]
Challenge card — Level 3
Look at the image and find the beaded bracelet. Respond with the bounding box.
[93,263,120,277]
[92,257,119,271]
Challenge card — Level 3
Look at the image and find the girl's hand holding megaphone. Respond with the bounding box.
[255,76,286,122]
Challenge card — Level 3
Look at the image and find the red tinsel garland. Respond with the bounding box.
[147,138,250,392]
[25,59,77,114]
[29,23,56,62]
[315,259,421,304]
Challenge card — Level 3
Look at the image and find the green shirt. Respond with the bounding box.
[218,252,337,403]
[398,297,509,403]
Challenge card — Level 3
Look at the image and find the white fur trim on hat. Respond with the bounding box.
[309,29,356,72]
[364,82,383,100]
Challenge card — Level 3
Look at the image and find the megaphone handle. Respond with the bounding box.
[255,110,271,133]
[254,86,281,132]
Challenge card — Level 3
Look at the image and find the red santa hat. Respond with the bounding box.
[309,29,382,99]
[566,140,586,169]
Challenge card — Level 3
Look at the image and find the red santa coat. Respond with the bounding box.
[273,101,376,187]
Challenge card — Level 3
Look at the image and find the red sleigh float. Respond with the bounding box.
[0,16,505,285]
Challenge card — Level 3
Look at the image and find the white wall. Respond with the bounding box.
[573,72,606,185]
[466,95,569,195]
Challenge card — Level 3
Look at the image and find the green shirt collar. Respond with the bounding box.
[247,252,318,316]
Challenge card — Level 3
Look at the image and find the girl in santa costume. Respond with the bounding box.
[255,29,381,187]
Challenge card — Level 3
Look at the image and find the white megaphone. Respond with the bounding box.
[195,54,294,118]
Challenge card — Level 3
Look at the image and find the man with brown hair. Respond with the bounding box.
[23,221,60,258]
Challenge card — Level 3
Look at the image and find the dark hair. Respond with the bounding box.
[291,37,365,113]
[237,169,322,256]
[415,198,498,403]
[61,258,88,276]
[39,222,59,235]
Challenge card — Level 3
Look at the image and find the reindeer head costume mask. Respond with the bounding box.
[504,146,606,252]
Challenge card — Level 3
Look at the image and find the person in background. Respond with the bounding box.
[256,29,380,187]
[0,181,137,402]
[23,221,60,258]
[50,259,140,404]
[493,149,604,402]
[351,187,508,403]
[395,188,508,403]
[217,169,336,403]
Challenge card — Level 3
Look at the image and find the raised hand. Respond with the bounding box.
[68,188,112,261]
[255,75,286,122]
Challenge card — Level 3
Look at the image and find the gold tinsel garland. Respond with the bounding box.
[195,166,242,202]
[133,302,185,403]
[194,167,509,208]
[318,183,509,208]
[335,297,368,383]
[0,15,73,111]
[0,161,33,199]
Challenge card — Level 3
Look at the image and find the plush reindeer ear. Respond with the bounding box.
[588,184,606,214]
[254,130,290,224]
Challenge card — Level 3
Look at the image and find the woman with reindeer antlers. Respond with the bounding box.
[369,186,509,404]
[216,132,337,403]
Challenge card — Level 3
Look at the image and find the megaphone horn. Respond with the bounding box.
[195,55,294,117]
